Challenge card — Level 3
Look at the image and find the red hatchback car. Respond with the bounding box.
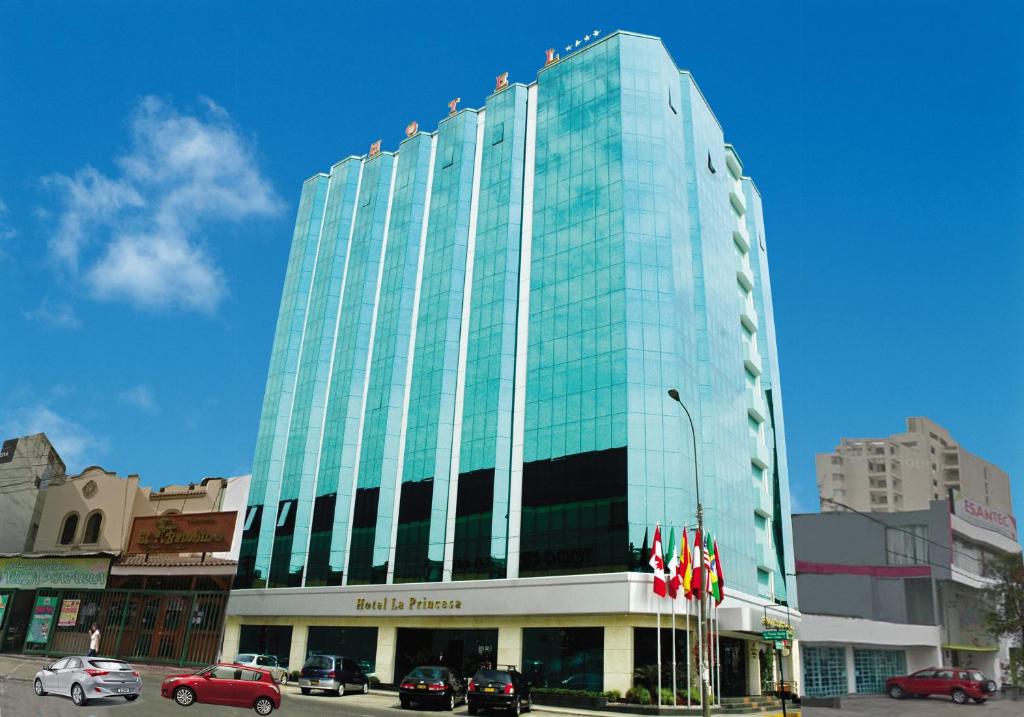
[162,663,282,715]
[886,667,997,704]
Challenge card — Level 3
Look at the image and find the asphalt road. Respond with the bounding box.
[804,694,1024,716]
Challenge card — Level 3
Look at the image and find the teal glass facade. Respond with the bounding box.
[238,31,797,609]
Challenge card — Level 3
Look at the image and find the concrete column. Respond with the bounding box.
[376,625,397,684]
[845,645,856,694]
[497,625,522,670]
[220,618,240,662]
[288,623,307,674]
[604,625,634,695]
[789,640,802,697]
[746,642,762,696]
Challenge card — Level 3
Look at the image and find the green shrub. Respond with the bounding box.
[659,688,676,706]
[289,670,301,680]
[603,689,621,702]
[531,687,605,698]
[368,676,381,688]
[625,686,651,705]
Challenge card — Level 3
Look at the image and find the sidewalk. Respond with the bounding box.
[0,653,184,682]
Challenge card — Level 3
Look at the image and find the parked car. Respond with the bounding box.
[886,667,997,704]
[297,654,369,696]
[34,656,142,706]
[467,667,532,715]
[399,665,466,710]
[161,663,281,715]
[234,654,289,684]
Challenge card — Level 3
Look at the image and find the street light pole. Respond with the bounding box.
[667,388,710,717]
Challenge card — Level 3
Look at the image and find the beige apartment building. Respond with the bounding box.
[0,433,65,553]
[816,417,1012,514]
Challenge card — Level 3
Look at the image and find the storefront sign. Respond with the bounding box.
[127,511,237,554]
[27,595,57,644]
[762,629,792,641]
[953,492,1018,541]
[58,599,81,627]
[0,438,17,463]
[0,557,109,590]
[355,596,464,612]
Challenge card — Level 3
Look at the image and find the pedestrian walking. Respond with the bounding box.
[88,623,100,657]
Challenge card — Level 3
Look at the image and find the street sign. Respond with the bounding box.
[774,640,784,650]
[762,629,792,640]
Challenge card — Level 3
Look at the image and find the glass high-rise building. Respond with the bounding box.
[229,31,799,698]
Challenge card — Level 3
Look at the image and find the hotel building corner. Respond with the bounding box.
[226,30,800,699]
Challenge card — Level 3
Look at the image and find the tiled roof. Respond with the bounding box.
[115,554,236,567]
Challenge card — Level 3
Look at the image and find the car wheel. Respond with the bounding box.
[525,695,533,712]
[34,678,46,696]
[362,681,369,695]
[174,686,196,707]
[300,687,310,695]
[337,682,346,697]
[254,696,275,715]
[126,695,139,701]
[951,689,968,704]
[400,696,410,709]
[447,692,456,711]
[974,698,987,704]
[510,696,521,715]
[888,685,906,699]
[279,672,288,685]
[71,683,87,706]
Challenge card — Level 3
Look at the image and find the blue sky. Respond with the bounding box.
[1,2,1021,523]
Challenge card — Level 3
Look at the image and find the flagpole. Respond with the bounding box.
[685,595,691,708]
[671,588,677,707]
[657,592,662,708]
[714,601,720,706]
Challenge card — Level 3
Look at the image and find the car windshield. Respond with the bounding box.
[235,654,256,663]
[89,660,132,670]
[474,670,512,683]
[304,655,333,669]
[408,667,446,680]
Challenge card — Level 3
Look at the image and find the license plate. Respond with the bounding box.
[484,687,496,693]
[310,679,319,685]
[116,688,130,693]
[417,684,427,690]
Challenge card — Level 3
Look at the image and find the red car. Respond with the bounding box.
[161,663,282,715]
[886,667,997,704]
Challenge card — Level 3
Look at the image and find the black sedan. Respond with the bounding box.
[399,666,466,710]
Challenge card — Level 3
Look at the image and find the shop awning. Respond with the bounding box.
[943,643,998,653]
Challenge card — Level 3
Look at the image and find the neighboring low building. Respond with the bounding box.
[0,433,65,552]
[816,417,1012,514]
[793,495,1020,697]
[0,466,250,666]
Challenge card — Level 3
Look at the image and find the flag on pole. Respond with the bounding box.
[680,527,693,600]
[713,538,726,605]
[691,527,703,599]
[667,528,680,599]
[649,524,667,597]
[706,532,721,604]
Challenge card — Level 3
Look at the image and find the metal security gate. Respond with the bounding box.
[17,588,227,666]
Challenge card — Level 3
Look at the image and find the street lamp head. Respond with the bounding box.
[667,388,680,403]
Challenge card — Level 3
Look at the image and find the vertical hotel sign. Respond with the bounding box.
[952,491,1018,542]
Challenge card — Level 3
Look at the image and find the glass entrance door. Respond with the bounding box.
[719,637,749,697]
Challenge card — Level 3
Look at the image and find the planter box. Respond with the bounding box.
[532,693,607,710]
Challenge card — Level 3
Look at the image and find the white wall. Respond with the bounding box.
[214,474,251,561]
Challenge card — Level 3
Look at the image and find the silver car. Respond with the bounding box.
[234,653,289,684]
[34,656,142,706]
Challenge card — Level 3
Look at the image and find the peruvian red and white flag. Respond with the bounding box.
[649,524,667,597]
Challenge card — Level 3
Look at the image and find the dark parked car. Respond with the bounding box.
[886,667,997,704]
[399,665,466,710]
[467,667,532,715]
[161,663,281,715]
[297,654,369,696]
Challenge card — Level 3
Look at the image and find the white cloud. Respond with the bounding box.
[23,298,83,329]
[118,385,158,413]
[0,404,104,472]
[42,96,282,313]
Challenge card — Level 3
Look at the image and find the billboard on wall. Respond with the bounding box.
[0,557,109,590]
[0,438,17,463]
[126,511,237,554]
[952,491,1018,542]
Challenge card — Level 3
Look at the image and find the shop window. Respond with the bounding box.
[238,625,294,669]
[59,513,79,545]
[632,627,687,695]
[524,628,603,692]
[394,627,496,682]
[801,645,847,697]
[306,626,378,670]
[853,648,906,693]
[83,512,103,544]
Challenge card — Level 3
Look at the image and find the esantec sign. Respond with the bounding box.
[953,492,1018,542]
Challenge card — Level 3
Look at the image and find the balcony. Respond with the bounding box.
[748,387,767,423]
[737,263,754,291]
[744,341,763,376]
[741,301,759,333]
[733,226,750,252]
[751,434,770,469]
[730,184,746,216]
